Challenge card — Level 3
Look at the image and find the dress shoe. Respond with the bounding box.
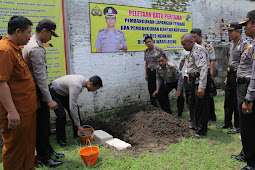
[52,151,65,159]
[231,155,246,162]
[38,159,63,167]
[188,125,196,131]
[227,128,240,134]
[58,140,67,147]
[216,124,233,129]
[241,165,255,170]
[191,134,201,139]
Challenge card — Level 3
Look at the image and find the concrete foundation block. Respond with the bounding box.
[94,130,113,144]
[105,138,131,151]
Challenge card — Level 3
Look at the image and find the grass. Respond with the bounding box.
[0,95,246,169]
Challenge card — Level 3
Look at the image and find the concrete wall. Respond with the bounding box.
[64,0,255,119]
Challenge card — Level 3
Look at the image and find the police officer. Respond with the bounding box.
[23,19,64,167]
[190,28,217,125]
[181,34,209,138]
[95,7,127,52]
[144,36,164,107]
[217,22,249,135]
[153,53,184,117]
[237,10,255,170]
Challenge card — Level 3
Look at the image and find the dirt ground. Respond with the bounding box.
[85,104,191,153]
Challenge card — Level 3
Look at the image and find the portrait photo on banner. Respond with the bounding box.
[89,3,192,53]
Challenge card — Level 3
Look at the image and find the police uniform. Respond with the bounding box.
[95,7,127,52]
[202,42,217,122]
[187,43,209,136]
[23,33,56,163]
[23,19,62,165]
[223,37,249,129]
[95,28,127,52]
[144,46,164,106]
[156,62,184,116]
[236,40,254,167]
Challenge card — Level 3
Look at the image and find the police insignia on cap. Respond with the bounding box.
[108,8,112,14]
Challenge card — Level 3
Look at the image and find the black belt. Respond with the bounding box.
[236,77,250,85]
[227,66,238,73]
[147,68,156,71]
[188,72,200,78]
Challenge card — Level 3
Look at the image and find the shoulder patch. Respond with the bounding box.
[156,47,163,52]
[196,49,203,59]
[117,29,124,35]
[242,39,248,44]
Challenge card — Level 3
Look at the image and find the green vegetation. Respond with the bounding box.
[0,95,246,169]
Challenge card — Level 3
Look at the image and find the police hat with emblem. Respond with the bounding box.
[224,22,242,30]
[239,10,255,26]
[37,19,59,37]
[103,7,117,18]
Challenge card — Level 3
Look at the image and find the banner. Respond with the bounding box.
[0,0,67,83]
[90,3,192,53]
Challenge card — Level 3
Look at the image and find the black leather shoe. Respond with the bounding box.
[52,151,65,159]
[58,140,67,147]
[188,125,196,131]
[227,128,240,134]
[231,155,246,162]
[241,165,255,170]
[38,159,63,167]
[216,124,233,129]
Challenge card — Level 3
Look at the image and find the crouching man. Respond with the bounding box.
[153,53,184,117]
[49,75,103,147]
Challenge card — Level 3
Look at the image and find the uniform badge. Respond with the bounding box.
[155,52,157,56]
[167,68,170,73]
[236,45,240,50]
[196,50,203,59]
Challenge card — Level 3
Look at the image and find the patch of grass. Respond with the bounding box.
[0,95,246,169]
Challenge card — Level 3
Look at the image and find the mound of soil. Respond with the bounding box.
[86,104,191,153]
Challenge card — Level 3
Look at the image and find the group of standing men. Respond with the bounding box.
[144,9,255,170]
[0,16,102,169]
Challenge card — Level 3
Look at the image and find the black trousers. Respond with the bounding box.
[184,76,190,107]
[209,97,216,121]
[50,87,79,142]
[157,81,184,116]
[36,87,54,161]
[224,71,239,128]
[189,77,209,136]
[236,83,255,167]
[147,69,157,107]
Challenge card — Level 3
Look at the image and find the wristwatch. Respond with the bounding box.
[244,98,251,105]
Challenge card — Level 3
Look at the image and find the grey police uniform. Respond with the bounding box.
[23,34,54,161]
[187,43,209,136]
[144,45,164,106]
[156,62,184,116]
[23,34,52,102]
[236,41,255,168]
[95,28,127,52]
[202,42,217,122]
[224,38,249,129]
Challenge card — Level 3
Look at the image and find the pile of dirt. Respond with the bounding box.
[86,104,191,153]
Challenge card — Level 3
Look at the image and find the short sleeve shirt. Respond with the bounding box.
[0,36,38,119]
[144,45,164,70]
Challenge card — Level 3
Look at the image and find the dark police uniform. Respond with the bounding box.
[223,38,249,129]
[156,62,184,116]
[144,46,164,106]
[236,41,255,168]
[187,43,209,136]
[202,42,217,122]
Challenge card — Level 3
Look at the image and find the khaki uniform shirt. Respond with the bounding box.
[202,42,216,68]
[237,43,253,78]
[144,45,164,70]
[156,62,183,91]
[0,36,38,119]
[245,41,255,101]
[187,43,208,89]
[23,34,52,102]
[228,38,249,68]
[52,75,87,127]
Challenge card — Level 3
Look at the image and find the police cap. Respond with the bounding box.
[225,22,242,31]
[37,19,59,37]
[239,10,255,26]
[104,7,117,18]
